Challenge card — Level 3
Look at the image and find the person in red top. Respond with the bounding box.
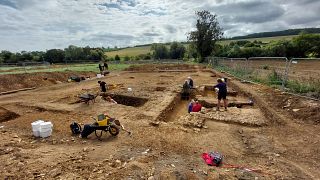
[192,100,202,112]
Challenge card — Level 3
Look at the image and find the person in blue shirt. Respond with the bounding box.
[188,99,195,113]
[213,78,228,111]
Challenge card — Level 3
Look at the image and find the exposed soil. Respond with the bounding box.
[0,107,20,122]
[0,71,96,92]
[0,64,319,179]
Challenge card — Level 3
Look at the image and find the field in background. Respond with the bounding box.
[105,35,298,58]
[0,63,131,75]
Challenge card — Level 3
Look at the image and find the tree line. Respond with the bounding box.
[0,45,107,64]
[215,33,320,58]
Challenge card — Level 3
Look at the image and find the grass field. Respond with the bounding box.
[0,64,131,75]
[105,35,298,58]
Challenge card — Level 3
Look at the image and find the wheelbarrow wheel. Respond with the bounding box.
[109,125,119,136]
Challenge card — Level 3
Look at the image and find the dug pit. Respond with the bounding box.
[101,93,148,107]
[0,107,20,122]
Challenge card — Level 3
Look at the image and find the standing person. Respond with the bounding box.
[98,63,104,74]
[188,99,195,113]
[98,81,107,93]
[213,78,228,111]
[187,76,194,88]
[104,61,109,70]
[192,100,202,112]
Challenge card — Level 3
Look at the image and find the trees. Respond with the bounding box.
[151,43,169,59]
[43,49,65,63]
[188,10,223,62]
[169,42,186,59]
[292,33,320,58]
[64,45,85,61]
[114,54,120,61]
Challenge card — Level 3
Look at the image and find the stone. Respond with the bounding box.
[148,176,155,180]
[292,109,300,112]
[149,121,160,127]
[48,168,62,178]
[83,147,88,152]
[52,139,57,145]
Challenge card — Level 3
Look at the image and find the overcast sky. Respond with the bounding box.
[0,0,319,51]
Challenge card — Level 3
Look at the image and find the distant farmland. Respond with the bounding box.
[105,35,298,58]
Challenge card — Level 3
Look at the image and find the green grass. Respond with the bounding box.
[105,35,299,58]
[106,46,152,58]
[214,64,320,97]
[0,64,131,75]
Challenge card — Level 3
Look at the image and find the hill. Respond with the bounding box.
[105,35,298,58]
[231,28,320,40]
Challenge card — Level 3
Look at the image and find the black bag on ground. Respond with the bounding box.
[70,122,82,135]
[80,124,95,138]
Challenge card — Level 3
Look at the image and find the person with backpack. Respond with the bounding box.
[214,78,228,111]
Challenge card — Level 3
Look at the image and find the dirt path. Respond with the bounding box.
[0,65,319,179]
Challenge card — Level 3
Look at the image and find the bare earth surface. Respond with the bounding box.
[0,64,319,179]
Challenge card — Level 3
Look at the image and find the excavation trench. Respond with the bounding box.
[158,85,254,122]
[101,93,148,107]
[0,107,20,122]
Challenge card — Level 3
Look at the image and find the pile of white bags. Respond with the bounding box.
[31,120,53,138]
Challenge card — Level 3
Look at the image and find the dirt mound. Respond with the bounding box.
[124,64,201,71]
[262,89,320,124]
[0,71,95,92]
[0,107,20,122]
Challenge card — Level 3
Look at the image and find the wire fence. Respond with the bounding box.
[207,57,320,99]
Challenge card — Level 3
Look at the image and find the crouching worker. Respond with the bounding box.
[214,78,228,111]
[181,80,191,100]
[187,76,194,88]
[98,81,107,93]
[188,99,195,113]
[192,100,202,113]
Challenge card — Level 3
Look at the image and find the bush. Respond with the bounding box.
[267,70,283,85]
[114,55,120,61]
[124,55,130,61]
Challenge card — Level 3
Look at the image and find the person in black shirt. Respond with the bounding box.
[213,78,228,111]
[98,81,107,92]
[104,62,109,70]
[187,76,194,88]
[98,63,104,74]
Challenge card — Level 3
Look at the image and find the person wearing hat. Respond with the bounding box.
[187,76,194,88]
[213,78,228,111]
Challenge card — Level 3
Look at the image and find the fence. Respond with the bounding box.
[0,61,51,74]
[207,57,320,99]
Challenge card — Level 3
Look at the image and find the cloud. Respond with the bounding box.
[0,0,17,9]
[0,0,319,51]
